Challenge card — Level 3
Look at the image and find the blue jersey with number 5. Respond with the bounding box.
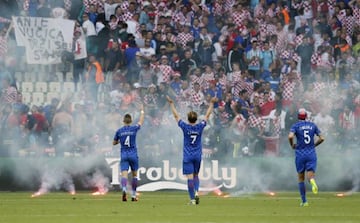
[290,121,321,156]
[114,125,141,156]
[178,120,206,161]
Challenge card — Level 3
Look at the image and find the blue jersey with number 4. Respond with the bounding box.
[178,120,206,161]
[290,121,321,157]
[114,125,141,156]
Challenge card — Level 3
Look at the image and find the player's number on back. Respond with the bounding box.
[303,130,311,144]
[190,135,197,144]
[124,135,131,147]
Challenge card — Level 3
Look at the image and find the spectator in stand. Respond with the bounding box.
[85,54,104,102]
[179,49,197,80]
[82,13,98,55]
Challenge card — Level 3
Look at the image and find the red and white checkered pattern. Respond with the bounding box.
[1,86,18,104]
[190,75,205,88]
[213,2,225,17]
[120,11,134,23]
[313,82,326,97]
[311,52,321,67]
[202,72,215,90]
[281,77,297,100]
[351,3,360,27]
[176,32,194,48]
[143,93,158,106]
[230,71,242,85]
[291,0,302,10]
[232,79,247,98]
[248,114,265,130]
[190,89,205,107]
[172,11,185,25]
[158,64,173,84]
[343,16,355,36]
[294,34,304,48]
[275,30,287,53]
[254,4,265,19]
[83,0,105,13]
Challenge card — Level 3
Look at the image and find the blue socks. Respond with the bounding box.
[132,178,138,197]
[188,179,195,200]
[298,182,306,203]
[121,177,127,192]
[194,175,199,193]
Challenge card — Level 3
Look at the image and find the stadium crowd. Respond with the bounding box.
[0,0,360,159]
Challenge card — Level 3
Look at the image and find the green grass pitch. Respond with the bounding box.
[0,191,359,223]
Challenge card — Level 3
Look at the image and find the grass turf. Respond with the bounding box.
[0,191,359,223]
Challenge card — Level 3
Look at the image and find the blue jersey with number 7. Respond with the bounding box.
[290,121,321,156]
[178,120,206,161]
[114,124,141,156]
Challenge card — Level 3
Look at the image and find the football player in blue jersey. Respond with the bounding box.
[167,96,217,205]
[288,108,324,207]
[113,106,145,202]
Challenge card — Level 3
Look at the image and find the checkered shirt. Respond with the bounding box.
[177,32,194,48]
[350,3,360,27]
[143,93,158,107]
[158,64,173,84]
[311,52,321,66]
[84,0,105,13]
[213,2,225,17]
[313,82,326,97]
[254,4,265,19]
[202,72,215,86]
[272,117,281,136]
[120,1,129,11]
[121,11,134,23]
[248,114,265,130]
[275,30,287,53]
[232,79,247,98]
[343,16,355,36]
[190,75,205,87]
[230,71,243,85]
[1,86,18,104]
[281,77,297,100]
[294,34,304,48]
[328,0,336,13]
[291,0,302,10]
[173,11,185,25]
[190,89,205,107]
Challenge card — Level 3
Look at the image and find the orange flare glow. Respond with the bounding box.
[336,193,345,197]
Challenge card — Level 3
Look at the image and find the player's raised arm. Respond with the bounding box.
[166,96,180,122]
[138,104,145,126]
[204,97,217,121]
